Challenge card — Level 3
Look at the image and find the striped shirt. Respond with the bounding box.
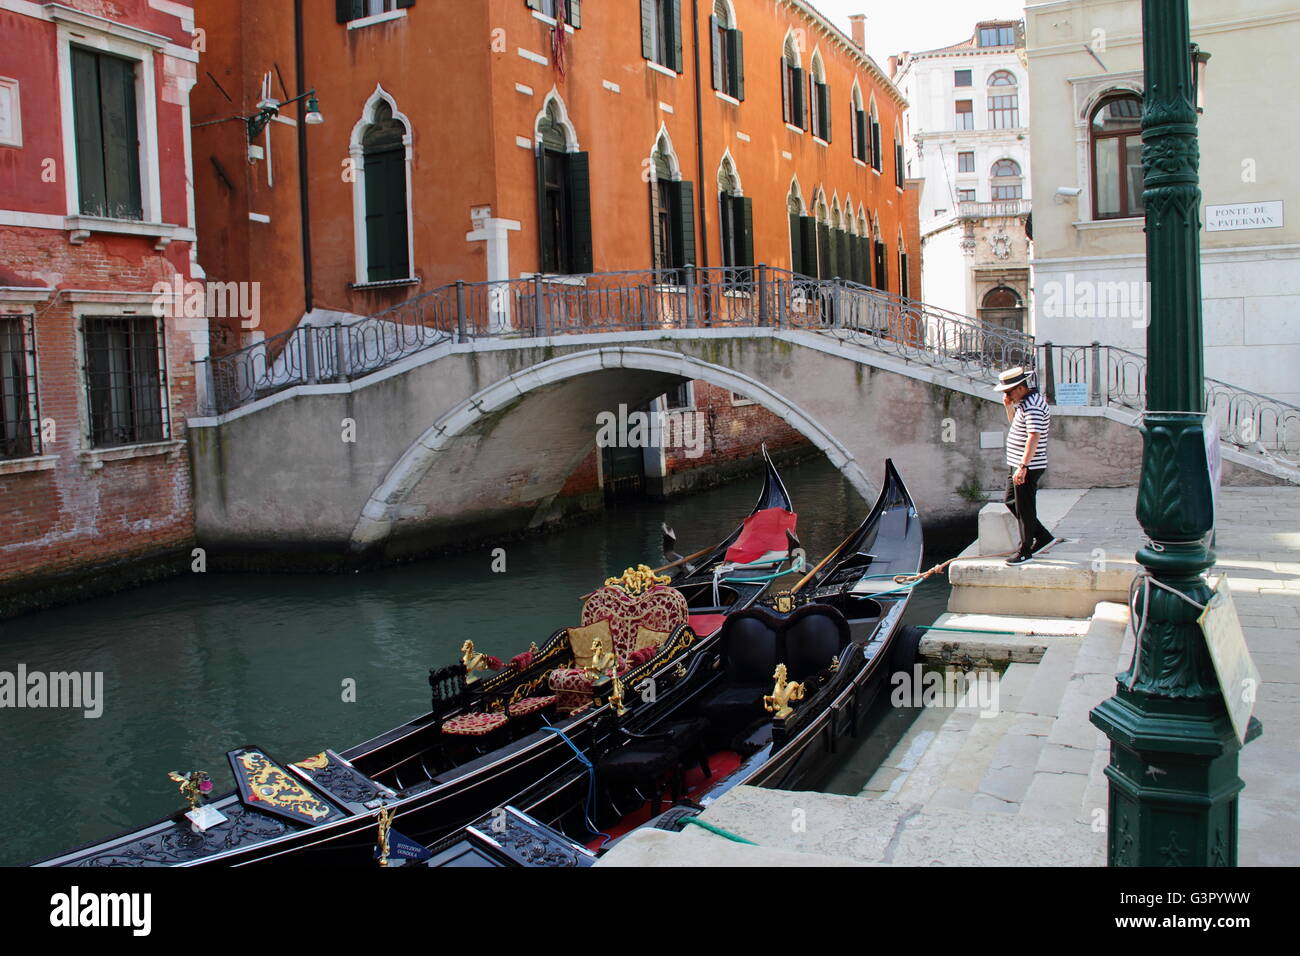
[1006,389,1050,469]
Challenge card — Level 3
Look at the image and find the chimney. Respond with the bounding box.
[888,55,899,77]
[848,14,866,51]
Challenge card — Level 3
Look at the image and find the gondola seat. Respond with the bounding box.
[441,712,508,736]
[597,744,683,820]
[507,695,557,719]
[548,582,689,712]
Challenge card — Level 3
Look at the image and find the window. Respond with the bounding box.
[781,36,804,128]
[869,101,881,171]
[718,159,753,277]
[954,69,972,87]
[874,238,888,292]
[529,0,581,23]
[642,0,682,72]
[991,158,1022,200]
[958,150,975,172]
[82,316,169,448]
[809,54,830,141]
[711,3,744,100]
[987,73,1019,129]
[336,0,414,22]
[980,286,1024,332]
[663,381,693,409]
[978,25,1015,47]
[536,100,593,274]
[649,136,694,280]
[957,188,976,202]
[71,48,142,221]
[851,87,867,162]
[1091,94,1144,220]
[362,101,410,282]
[895,135,904,188]
[0,317,38,460]
[899,244,910,299]
[955,99,973,130]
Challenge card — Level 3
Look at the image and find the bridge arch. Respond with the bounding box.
[348,346,872,551]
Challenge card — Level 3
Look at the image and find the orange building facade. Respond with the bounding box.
[192,0,922,347]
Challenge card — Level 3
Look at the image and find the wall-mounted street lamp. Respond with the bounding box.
[246,90,323,142]
[1190,44,1210,114]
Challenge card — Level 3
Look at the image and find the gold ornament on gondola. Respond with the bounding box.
[587,637,617,678]
[605,564,672,596]
[461,639,491,683]
[376,805,394,867]
[167,770,214,811]
[763,664,805,719]
[608,667,628,716]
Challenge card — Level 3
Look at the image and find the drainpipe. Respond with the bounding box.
[295,0,314,315]
[690,0,709,322]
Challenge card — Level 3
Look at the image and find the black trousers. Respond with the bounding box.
[1004,467,1053,557]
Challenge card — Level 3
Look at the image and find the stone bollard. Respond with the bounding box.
[978,502,1019,556]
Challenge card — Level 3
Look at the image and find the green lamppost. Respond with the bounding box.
[1088,0,1258,866]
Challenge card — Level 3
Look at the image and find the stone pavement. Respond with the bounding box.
[596,485,1300,867]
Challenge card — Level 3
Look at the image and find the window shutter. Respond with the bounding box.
[672,180,695,267]
[855,110,866,161]
[816,222,830,278]
[566,152,593,273]
[71,49,107,217]
[336,0,364,23]
[738,197,754,267]
[871,120,881,171]
[535,146,552,271]
[798,216,818,277]
[895,142,905,187]
[728,30,744,101]
[640,0,656,60]
[781,62,790,124]
[900,252,910,298]
[875,240,888,291]
[396,0,416,8]
[670,0,683,72]
[98,53,142,221]
[566,0,580,27]
[720,193,734,266]
[821,85,831,142]
[710,17,723,91]
[788,213,802,274]
[791,68,804,128]
[808,73,815,133]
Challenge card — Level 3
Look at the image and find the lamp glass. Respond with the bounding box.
[304,95,324,126]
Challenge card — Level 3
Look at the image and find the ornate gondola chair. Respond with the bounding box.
[430,662,513,757]
[698,604,851,750]
[594,718,709,823]
[547,566,690,714]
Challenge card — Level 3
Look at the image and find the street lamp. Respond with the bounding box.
[1191,44,1210,114]
[246,89,323,142]
[1089,1,1258,867]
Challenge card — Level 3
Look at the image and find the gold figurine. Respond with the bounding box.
[605,564,672,596]
[376,805,394,867]
[608,666,628,716]
[763,664,805,719]
[167,770,213,811]
[461,639,491,683]
[587,637,618,678]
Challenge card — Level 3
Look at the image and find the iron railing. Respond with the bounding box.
[1039,341,1299,458]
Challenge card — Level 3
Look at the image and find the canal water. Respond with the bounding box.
[0,454,955,865]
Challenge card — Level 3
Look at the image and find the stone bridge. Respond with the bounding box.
[186,328,1276,568]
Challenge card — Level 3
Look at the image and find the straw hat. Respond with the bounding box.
[994,366,1031,392]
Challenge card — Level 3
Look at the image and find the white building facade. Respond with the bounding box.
[1026,0,1300,407]
[894,20,1032,330]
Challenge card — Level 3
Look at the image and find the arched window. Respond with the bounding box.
[1091,93,1144,220]
[810,51,830,141]
[980,285,1024,332]
[894,122,904,187]
[851,84,867,163]
[355,95,411,284]
[991,158,1023,200]
[787,179,811,276]
[650,132,693,278]
[781,34,805,129]
[868,97,882,172]
[717,154,752,273]
[536,97,592,274]
[871,217,887,292]
[898,232,910,299]
[710,1,744,100]
[814,190,831,279]
[988,70,1020,128]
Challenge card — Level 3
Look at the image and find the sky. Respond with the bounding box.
[806,0,1029,68]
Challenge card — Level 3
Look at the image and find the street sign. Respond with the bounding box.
[1198,575,1260,744]
[1054,382,1089,406]
[1204,200,1283,232]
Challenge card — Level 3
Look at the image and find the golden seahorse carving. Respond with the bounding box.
[763,663,805,719]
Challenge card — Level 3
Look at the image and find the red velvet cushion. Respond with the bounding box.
[724,508,798,564]
[441,712,507,736]
[688,613,727,637]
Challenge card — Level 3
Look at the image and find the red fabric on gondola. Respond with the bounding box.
[723,508,797,565]
[586,750,743,849]
[687,613,727,637]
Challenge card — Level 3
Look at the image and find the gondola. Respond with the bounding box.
[413,459,922,867]
[33,451,801,867]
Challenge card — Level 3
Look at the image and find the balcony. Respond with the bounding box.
[957,199,1030,220]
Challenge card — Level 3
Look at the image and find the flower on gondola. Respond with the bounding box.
[199,780,213,793]
[485,655,504,670]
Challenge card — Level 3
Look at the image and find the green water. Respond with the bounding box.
[0,455,951,865]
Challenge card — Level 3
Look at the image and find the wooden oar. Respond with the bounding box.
[653,543,717,574]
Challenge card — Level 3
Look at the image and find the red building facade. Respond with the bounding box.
[0,1,204,614]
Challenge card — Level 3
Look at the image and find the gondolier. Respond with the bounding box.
[996,367,1060,566]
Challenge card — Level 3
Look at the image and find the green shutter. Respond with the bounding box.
[729,30,744,101]
[791,68,804,128]
[738,196,754,267]
[566,0,580,27]
[640,0,655,59]
[876,240,888,291]
[822,84,831,142]
[670,0,683,72]
[336,0,364,22]
[788,213,802,274]
[396,0,415,8]
[816,223,830,278]
[710,17,723,91]
[896,141,905,187]
[671,179,695,267]
[855,110,866,161]
[525,0,541,9]
[365,147,407,281]
[900,252,910,298]
[72,48,106,217]
[720,193,734,265]
[536,147,551,271]
[798,216,817,277]
[566,152,593,273]
[100,53,142,220]
[871,121,881,171]
[781,62,790,123]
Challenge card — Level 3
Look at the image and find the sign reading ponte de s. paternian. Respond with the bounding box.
[1204,201,1283,233]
